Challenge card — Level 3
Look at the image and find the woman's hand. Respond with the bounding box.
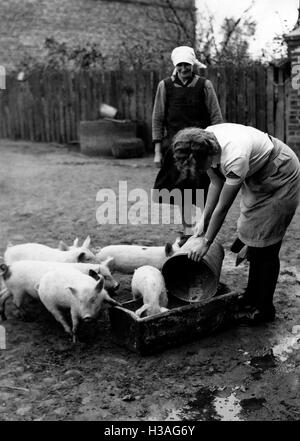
[154,142,162,168]
[180,236,210,262]
[193,217,205,237]
[154,151,162,168]
[187,238,210,262]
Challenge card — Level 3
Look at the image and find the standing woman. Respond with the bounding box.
[152,46,223,233]
[174,123,300,324]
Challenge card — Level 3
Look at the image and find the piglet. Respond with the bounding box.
[4,236,95,265]
[0,259,119,320]
[96,236,182,274]
[131,265,168,318]
[38,268,120,342]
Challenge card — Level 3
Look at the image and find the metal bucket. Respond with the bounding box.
[99,103,118,119]
[161,239,225,303]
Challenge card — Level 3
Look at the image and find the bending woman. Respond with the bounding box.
[174,123,300,325]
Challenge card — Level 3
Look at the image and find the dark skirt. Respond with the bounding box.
[152,140,210,207]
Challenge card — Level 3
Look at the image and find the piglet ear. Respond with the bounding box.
[82,236,91,249]
[0,263,9,277]
[89,269,100,281]
[58,241,69,251]
[165,242,173,256]
[77,252,86,262]
[102,291,121,307]
[73,237,79,247]
[95,276,104,292]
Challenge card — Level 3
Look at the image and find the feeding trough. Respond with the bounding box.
[109,239,240,354]
[109,290,239,355]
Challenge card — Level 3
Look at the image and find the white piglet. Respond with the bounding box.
[96,237,182,274]
[131,265,169,318]
[0,258,119,320]
[4,236,95,265]
[38,269,120,342]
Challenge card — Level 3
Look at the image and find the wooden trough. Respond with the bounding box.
[109,286,240,355]
[109,241,240,355]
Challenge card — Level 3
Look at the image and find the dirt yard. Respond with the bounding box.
[0,140,299,421]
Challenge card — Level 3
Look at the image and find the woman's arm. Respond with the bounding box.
[194,168,224,236]
[188,181,242,261]
[204,182,242,243]
[152,80,167,143]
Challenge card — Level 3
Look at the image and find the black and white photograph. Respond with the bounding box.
[0,0,299,425]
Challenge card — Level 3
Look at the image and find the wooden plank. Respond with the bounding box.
[236,67,246,125]
[27,75,35,141]
[80,70,87,122]
[246,68,256,127]
[65,71,72,143]
[225,66,236,123]
[70,71,77,140]
[18,87,25,139]
[53,72,60,142]
[85,70,92,121]
[35,71,42,141]
[5,106,11,138]
[1,85,9,138]
[256,66,266,131]
[73,71,80,139]
[217,67,227,122]
[42,72,50,142]
[29,71,38,141]
[266,66,275,136]
[9,78,18,139]
[48,71,55,142]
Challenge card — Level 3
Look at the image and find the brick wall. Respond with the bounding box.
[0,0,195,71]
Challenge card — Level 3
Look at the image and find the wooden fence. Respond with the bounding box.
[0,66,291,149]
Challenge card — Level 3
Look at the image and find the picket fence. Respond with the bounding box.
[0,66,291,149]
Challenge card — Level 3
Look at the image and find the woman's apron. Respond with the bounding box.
[238,136,300,247]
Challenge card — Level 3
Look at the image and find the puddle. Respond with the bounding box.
[183,387,243,421]
[272,333,300,362]
[165,408,183,421]
[214,393,243,421]
[249,350,277,379]
[148,385,270,421]
[247,331,300,379]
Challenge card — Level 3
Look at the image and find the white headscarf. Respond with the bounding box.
[171,46,207,70]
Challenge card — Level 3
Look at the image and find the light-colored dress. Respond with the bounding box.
[206,123,300,247]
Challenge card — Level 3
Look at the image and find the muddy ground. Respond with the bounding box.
[0,140,299,421]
